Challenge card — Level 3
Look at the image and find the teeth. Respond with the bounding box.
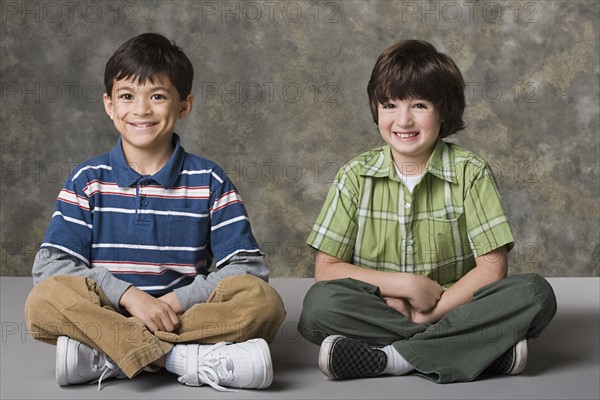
[132,123,154,128]
[396,132,418,139]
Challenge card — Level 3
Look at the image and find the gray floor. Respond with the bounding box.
[1,276,599,400]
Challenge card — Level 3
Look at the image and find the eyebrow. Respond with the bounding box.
[115,85,172,94]
[149,86,171,92]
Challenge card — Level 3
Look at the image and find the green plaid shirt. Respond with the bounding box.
[307,140,514,287]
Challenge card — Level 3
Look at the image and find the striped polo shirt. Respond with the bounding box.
[41,134,261,296]
[307,139,514,287]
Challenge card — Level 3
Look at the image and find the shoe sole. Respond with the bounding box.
[247,338,273,389]
[55,336,70,386]
[509,339,528,375]
[318,335,343,380]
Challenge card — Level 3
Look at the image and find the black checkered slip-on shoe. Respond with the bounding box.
[318,335,387,380]
[489,339,528,375]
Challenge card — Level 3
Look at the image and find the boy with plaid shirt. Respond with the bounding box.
[299,40,557,383]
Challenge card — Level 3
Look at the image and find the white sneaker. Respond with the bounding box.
[176,339,273,391]
[56,336,126,390]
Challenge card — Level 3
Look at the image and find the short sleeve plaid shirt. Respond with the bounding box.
[307,140,514,287]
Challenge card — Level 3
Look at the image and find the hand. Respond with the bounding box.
[383,296,441,324]
[410,308,440,324]
[383,296,413,318]
[157,291,184,314]
[120,286,180,333]
[403,274,443,312]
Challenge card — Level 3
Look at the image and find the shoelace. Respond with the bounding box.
[196,342,237,392]
[89,349,124,391]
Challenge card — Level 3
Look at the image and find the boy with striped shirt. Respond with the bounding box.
[298,40,557,383]
[25,33,285,392]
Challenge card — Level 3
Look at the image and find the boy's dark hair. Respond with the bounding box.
[104,33,193,100]
[367,40,466,138]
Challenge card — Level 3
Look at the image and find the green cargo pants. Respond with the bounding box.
[298,273,557,383]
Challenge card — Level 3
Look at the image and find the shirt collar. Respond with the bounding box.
[426,139,458,184]
[109,133,185,189]
[361,140,458,184]
[360,146,394,179]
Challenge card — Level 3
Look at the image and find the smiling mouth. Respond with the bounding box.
[129,122,158,128]
[394,132,419,139]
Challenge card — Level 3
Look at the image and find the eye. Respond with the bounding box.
[381,103,396,109]
[151,94,166,100]
[413,102,428,109]
[119,93,133,101]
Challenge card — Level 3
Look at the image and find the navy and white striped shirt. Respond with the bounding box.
[41,134,261,296]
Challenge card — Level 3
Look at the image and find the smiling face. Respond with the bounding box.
[103,74,193,160]
[367,41,466,141]
[377,98,441,174]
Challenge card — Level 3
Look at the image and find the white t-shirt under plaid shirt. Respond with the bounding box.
[307,139,515,287]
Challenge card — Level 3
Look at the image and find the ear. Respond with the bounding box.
[178,94,194,118]
[103,93,114,120]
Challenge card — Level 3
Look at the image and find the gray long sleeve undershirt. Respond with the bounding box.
[32,247,269,312]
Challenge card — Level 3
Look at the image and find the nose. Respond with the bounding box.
[395,108,413,128]
[133,98,151,116]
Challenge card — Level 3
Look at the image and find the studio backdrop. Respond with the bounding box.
[1,0,599,277]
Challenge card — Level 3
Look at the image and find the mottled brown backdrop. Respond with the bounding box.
[1,0,599,277]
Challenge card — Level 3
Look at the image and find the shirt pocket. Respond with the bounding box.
[166,208,210,263]
[414,212,472,283]
[427,213,470,256]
